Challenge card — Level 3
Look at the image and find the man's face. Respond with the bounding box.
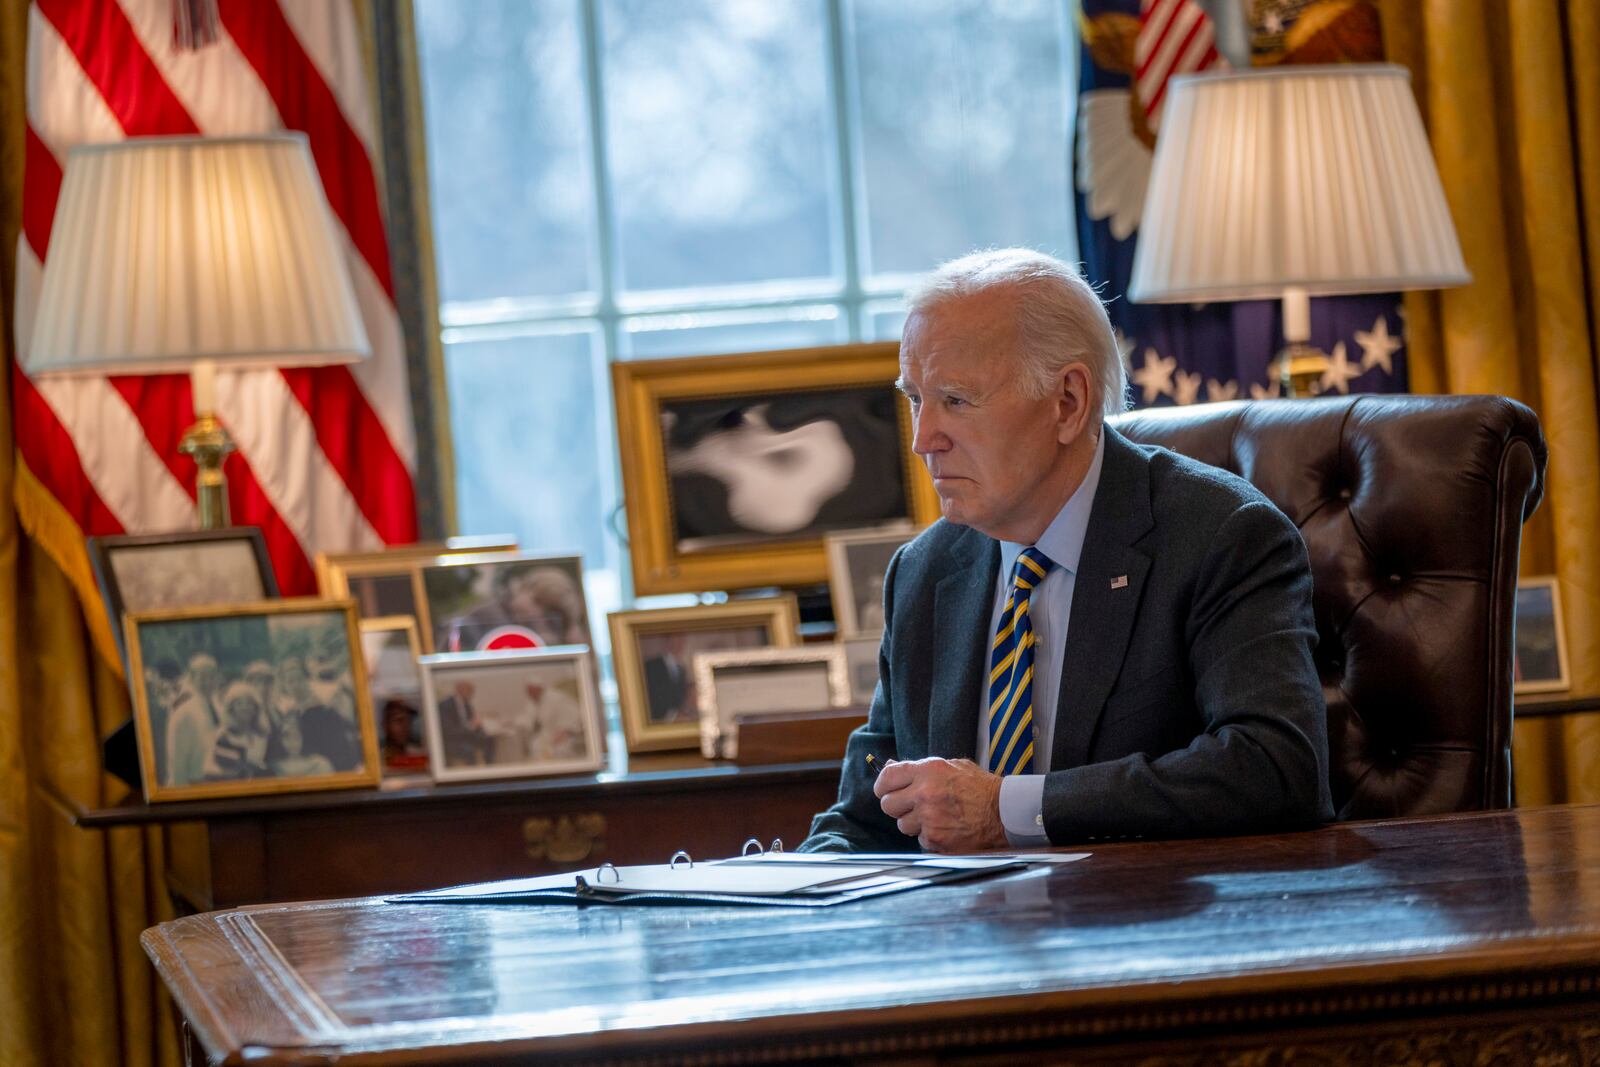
[898,292,1076,540]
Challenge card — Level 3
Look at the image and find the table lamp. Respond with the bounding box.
[1128,64,1469,396]
[24,133,370,527]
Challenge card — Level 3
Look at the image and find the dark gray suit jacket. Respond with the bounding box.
[801,427,1334,852]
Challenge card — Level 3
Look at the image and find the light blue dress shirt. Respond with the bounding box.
[978,432,1105,847]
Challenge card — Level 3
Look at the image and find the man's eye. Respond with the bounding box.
[947,396,967,408]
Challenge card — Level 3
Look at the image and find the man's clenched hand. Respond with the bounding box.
[874,756,1007,852]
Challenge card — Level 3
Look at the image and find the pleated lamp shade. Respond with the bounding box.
[1128,64,1469,304]
[25,133,368,376]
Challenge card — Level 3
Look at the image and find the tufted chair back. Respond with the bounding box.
[1111,395,1547,819]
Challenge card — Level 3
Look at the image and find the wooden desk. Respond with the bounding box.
[67,756,841,911]
[144,804,1600,1066]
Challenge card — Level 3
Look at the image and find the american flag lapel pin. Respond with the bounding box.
[1110,575,1129,590]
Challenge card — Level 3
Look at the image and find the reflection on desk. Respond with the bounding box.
[144,804,1600,1066]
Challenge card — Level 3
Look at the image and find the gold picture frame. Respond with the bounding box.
[1514,576,1570,695]
[316,536,518,624]
[824,525,918,639]
[694,645,852,760]
[125,598,381,803]
[359,615,429,777]
[612,342,939,595]
[608,596,802,754]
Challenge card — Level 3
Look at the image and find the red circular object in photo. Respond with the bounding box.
[477,625,543,651]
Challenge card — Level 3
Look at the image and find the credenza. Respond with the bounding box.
[65,754,842,910]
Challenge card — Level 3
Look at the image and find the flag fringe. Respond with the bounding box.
[12,455,124,675]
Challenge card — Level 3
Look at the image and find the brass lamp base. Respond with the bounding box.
[1269,343,1331,399]
[179,415,236,529]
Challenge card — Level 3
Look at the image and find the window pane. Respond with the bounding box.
[445,329,615,583]
[621,307,846,359]
[601,0,839,292]
[851,0,1076,277]
[865,301,907,341]
[416,0,597,305]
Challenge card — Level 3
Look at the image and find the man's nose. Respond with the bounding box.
[911,406,945,455]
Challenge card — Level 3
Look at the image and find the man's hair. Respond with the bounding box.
[903,248,1127,418]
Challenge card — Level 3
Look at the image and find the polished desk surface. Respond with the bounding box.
[144,804,1600,1066]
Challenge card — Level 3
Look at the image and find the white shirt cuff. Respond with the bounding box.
[998,774,1050,847]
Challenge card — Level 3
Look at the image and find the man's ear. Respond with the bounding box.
[1055,362,1095,445]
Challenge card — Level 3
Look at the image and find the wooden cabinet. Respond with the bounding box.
[70,756,842,910]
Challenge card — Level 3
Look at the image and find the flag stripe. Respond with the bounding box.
[217,0,395,300]
[280,366,418,544]
[276,0,378,158]
[1144,16,1206,116]
[225,451,319,594]
[10,361,122,534]
[20,126,59,256]
[35,0,198,135]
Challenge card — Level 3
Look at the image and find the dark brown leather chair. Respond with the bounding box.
[1112,395,1547,819]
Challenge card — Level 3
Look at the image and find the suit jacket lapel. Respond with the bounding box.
[928,529,998,761]
[1052,428,1154,771]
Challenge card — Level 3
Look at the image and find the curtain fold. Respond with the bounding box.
[1,4,177,1064]
[1383,0,1600,804]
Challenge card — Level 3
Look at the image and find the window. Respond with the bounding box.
[414,0,1078,650]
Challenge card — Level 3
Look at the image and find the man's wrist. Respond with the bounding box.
[997,774,1050,846]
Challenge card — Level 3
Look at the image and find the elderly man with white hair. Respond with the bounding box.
[801,249,1332,854]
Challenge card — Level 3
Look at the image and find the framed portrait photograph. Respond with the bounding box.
[418,647,605,783]
[359,616,428,776]
[1514,577,1570,695]
[124,598,380,803]
[839,634,881,708]
[613,343,940,595]
[317,536,519,625]
[88,527,278,669]
[694,645,851,760]
[825,525,918,638]
[608,596,801,754]
[418,551,591,655]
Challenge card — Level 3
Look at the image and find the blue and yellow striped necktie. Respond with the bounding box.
[987,546,1056,776]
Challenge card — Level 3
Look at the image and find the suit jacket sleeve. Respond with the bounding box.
[798,547,919,854]
[1042,499,1333,840]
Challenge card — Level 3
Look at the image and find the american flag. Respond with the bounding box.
[14,0,419,664]
[1135,0,1229,131]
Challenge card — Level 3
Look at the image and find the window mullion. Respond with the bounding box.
[580,0,623,358]
[826,0,868,342]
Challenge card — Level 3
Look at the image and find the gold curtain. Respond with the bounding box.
[0,6,177,1064]
[1382,0,1600,803]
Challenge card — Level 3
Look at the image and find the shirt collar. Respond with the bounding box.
[999,430,1106,578]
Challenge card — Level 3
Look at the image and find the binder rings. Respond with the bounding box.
[389,845,1087,908]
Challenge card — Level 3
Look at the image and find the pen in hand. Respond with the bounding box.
[865,753,892,778]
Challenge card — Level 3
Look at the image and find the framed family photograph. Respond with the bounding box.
[695,645,851,760]
[124,598,379,803]
[317,536,519,626]
[608,596,801,754]
[359,616,428,775]
[418,647,605,783]
[825,525,917,638]
[613,343,940,595]
[418,551,592,654]
[1514,577,1570,695]
[88,527,278,669]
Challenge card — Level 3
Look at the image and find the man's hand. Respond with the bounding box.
[874,757,1007,852]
